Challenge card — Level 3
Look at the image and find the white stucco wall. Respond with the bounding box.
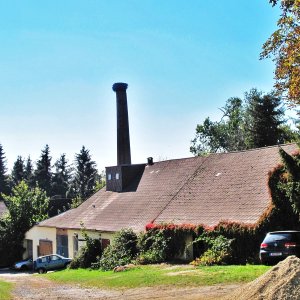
[25,226,56,260]
[24,226,114,260]
[67,229,114,258]
[24,226,194,262]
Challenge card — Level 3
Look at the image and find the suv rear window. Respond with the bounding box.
[264,232,300,243]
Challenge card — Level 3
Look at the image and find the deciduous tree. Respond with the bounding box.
[0,181,49,264]
[261,0,300,105]
[190,89,298,155]
[190,98,246,155]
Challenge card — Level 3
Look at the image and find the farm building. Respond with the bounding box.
[24,83,298,261]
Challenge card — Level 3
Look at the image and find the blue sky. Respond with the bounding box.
[0,1,287,171]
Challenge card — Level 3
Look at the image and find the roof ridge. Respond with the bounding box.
[217,142,297,155]
[149,143,298,165]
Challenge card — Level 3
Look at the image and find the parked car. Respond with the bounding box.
[259,231,300,265]
[12,257,33,271]
[34,254,72,274]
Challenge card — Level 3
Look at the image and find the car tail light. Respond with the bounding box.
[285,242,297,248]
[260,243,268,249]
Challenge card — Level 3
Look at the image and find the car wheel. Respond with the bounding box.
[37,268,46,274]
[20,265,28,271]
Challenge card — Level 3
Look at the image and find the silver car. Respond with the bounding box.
[12,258,33,271]
[34,254,72,274]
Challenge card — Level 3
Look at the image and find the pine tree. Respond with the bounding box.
[11,156,25,186]
[34,145,52,196]
[71,146,98,202]
[51,154,72,198]
[24,156,34,188]
[0,144,10,199]
[245,89,285,148]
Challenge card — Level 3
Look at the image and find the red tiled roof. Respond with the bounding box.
[38,144,298,232]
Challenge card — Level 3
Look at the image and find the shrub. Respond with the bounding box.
[211,222,259,264]
[137,230,170,264]
[69,232,102,269]
[99,229,138,271]
[191,233,234,266]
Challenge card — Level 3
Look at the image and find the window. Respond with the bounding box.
[116,173,119,180]
[39,257,48,263]
[51,255,60,261]
[108,174,112,180]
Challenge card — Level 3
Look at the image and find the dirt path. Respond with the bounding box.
[0,270,242,300]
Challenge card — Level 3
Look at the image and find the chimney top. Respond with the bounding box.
[147,157,154,165]
[112,82,128,92]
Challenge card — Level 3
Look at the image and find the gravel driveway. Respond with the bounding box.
[0,269,242,300]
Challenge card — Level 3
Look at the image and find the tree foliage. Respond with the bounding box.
[191,233,234,266]
[190,89,298,155]
[3,181,49,227]
[99,229,138,270]
[69,229,102,269]
[137,229,170,264]
[191,98,246,154]
[11,156,25,186]
[71,146,98,202]
[261,0,300,105]
[24,156,34,188]
[0,181,49,264]
[245,89,286,148]
[2,143,103,213]
[277,147,300,215]
[0,144,10,199]
[51,154,72,198]
[34,145,52,196]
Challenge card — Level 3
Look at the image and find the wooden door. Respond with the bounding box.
[39,240,53,256]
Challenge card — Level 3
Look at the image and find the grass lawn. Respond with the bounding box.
[45,264,270,289]
[0,280,13,300]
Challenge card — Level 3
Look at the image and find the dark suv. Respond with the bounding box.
[259,231,300,265]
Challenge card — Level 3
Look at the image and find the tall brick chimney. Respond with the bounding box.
[106,83,146,192]
[112,82,131,166]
